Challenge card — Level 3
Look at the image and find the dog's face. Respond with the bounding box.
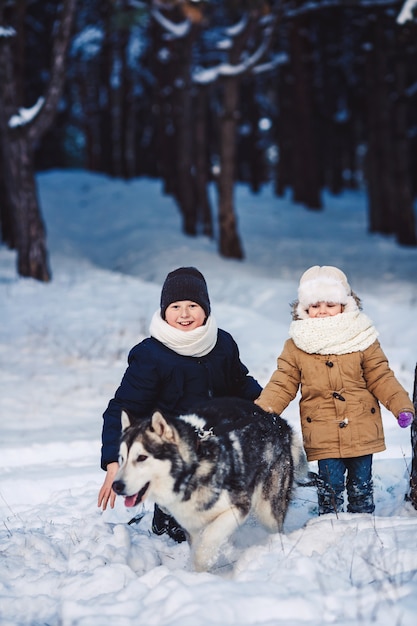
[112,411,181,508]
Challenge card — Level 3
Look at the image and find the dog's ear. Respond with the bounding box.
[151,411,178,443]
[121,410,131,432]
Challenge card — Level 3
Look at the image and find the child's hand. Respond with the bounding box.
[397,412,414,428]
[98,462,119,510]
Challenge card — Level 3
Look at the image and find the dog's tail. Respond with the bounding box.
[291,431,309,483]
[291,433,324,488]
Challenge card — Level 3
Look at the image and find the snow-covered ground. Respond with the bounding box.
[1,170,416,625]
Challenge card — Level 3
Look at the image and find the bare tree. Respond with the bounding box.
[287,12,321,210]
[0,0,77,281]
[150,2,210,236]
[194,9,278,258]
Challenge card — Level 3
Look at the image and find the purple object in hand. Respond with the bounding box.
[398,412,414,428]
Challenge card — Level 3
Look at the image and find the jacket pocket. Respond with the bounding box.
[356,402,383,446]
[301,411,339,450]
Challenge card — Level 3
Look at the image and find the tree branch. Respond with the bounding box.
[28,0,77,144]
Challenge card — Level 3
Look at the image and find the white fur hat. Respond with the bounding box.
[296,265,358,319]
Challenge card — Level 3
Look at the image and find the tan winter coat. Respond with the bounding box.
[256,337,414,462]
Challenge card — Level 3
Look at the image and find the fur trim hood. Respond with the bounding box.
[291,291,362,320]
[294,265,360,320]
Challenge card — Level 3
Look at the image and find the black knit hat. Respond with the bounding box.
[160,267,211,319]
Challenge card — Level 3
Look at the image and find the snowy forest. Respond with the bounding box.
[1,3,417,622]
[1,0,417,283]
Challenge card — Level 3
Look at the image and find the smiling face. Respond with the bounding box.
[164,300,206,331]
[307,301,343,318]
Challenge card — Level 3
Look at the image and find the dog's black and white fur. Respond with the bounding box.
[113,398,307,571]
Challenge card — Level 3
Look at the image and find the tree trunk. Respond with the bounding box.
[246,79,265,194]
[275,64,292,197]
[217,11,277,257]
[124,67,136,179]
[392,51,416,246]
[0,0,77,282]
[194,84,213,237]
[9,132,50,281]
[365,14,396,235]
[172,23,198,236]
[0,20,50,280]
[0,143,14,247]
[216,17,257,260]
[150,15,177,196]
[218,71,244,259]
[288,19,322,210]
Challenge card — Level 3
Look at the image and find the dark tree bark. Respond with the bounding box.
[109,24,125,178]
[194,84,213,237]
[217,11,276,259]
[218,64,244,259]
[150,12,178,197]
[171,19,199,236]
[365,14,396,235]
[408,364,417,509]
[0,0,77,281]
[0,142,14,247]
[245,78,266,194]
[275,63,293,197]
[288,17,321,210]
[150,2,212,237]
[364,12,416,245]
[0,22,50,281]
[391,37,417,246]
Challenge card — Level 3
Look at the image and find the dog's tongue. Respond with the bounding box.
[124,494,138,508]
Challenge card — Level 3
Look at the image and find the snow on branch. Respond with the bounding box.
[252,52,289,75]
[225,15,249,37]
[397,0,417,23]
[8,97,45,128]
[71,26,103,60]
[151,6,191,39]
[0,26,16,38]
[193,18,275,86]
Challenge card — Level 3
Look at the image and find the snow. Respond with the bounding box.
[397,0,417,24]
[71,27,104,61]
[193,26,273,84]
[8,96,45,128]
[1,169,417,625]
[0,26,15,38]
[152,6,191,39]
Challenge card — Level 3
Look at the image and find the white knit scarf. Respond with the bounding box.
[149,310,218,357]
[289,311,379,355]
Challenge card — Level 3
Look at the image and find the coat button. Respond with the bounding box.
[326,361,334,367]
[371,408,376,414]
[306,417,312,423]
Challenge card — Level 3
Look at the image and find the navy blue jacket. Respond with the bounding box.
[101,329,262,469]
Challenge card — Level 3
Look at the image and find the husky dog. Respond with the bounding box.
[112,398,307,572]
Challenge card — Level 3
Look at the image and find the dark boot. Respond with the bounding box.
[317,458,345,515]
[346,455,375,513]
[152,504,186,543]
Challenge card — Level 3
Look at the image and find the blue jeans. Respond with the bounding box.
[317,455,375,515]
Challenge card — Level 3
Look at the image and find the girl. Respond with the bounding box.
[98,266,261,540]
[255,265,414,515]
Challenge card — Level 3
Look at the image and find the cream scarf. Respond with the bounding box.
[149,310,218,357]
[289,311,379,355]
